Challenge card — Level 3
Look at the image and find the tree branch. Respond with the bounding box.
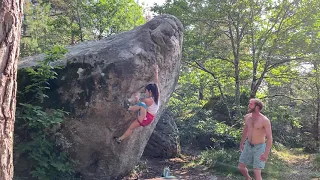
[261,94,311,103]
[267,57,305,71]
[186,59,233,120]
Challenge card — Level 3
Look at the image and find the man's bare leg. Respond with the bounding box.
[238,163,252,180]
[253,168,262,180]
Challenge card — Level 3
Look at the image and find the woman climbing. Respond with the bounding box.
[114,64,160,144]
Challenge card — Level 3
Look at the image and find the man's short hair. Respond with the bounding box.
[252,98,263,110]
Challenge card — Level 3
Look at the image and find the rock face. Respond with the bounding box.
[18,15,183,179]
[143,109,180,158]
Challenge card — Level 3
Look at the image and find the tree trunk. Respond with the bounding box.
[228,14,241,120]
[71,19,76,45]
[199,86,203,100]
[314,62,320,150]
[76,0,83,42]
[234,56,240,115]
[250,20,258,98]
[0,0,24,179]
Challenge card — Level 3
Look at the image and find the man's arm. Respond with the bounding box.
[239,114,249,151]
[240,125,248,144]
[240,115,249,144]
[264,119,273,155]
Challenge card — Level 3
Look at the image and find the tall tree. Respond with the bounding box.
[49,0,85,44]
[0,0,24,179]
[20,0,52,57]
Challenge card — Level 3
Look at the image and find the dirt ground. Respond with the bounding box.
[122,155,221,180]
[120,147,318,180]
[121,147,228,180]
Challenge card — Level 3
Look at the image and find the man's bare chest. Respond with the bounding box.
[248,119,264,130]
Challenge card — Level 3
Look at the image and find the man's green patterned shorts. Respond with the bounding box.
[239,140,266,169]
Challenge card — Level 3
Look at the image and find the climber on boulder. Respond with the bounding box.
[114,64,160,144]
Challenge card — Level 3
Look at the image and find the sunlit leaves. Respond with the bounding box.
[82,0,145,39]
[20,0,146,56]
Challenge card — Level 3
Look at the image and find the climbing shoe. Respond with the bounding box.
[113,137,122,144]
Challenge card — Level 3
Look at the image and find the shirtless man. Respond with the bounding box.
[238,98,273,180]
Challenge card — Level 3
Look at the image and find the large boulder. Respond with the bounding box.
[143,109,180,158]
[18,15,183,179]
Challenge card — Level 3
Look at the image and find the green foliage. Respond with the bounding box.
[21,1,71,57]
[176,109,241,149]
[158,0,320,154]
[15,103,73,180]
[18,103,66,130]
[168,67,207,117]
[20,0,52,56]
[263,103,303,147]
[81,0,145,39]
[24,45,67,102]
[20,0,145,56]
[14,46,75,179]
[155,0,320,120]
[44,45,68,62]
[16,107,72,180]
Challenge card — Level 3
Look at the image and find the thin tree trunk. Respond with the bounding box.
[71,33,76,45]
[0,0,24,179]
[199,82,204,100]
[228,14,241,120]
[71,19,76,45]
[250,8,258,98]
[314,62,320,149]
[76,0,83,42]
[234,56,240,115]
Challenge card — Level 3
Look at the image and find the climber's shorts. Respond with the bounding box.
[239,140,266,169]
[137,112,155,127]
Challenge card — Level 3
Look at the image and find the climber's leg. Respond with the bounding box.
[114,120,141,143]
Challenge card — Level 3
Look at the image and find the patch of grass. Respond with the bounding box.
[272,148,308,162]
[310,153,320,179]
[197,148,298,180]
[262,150,290,179]
[198,149,243,179]
[267,147,316,179]
[310,172,320,178]
[313,154,320,171]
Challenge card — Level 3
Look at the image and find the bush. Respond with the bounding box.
[177,110,241,149]
[14,45,76,180]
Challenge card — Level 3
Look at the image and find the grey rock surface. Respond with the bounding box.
[143,109,180,158]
